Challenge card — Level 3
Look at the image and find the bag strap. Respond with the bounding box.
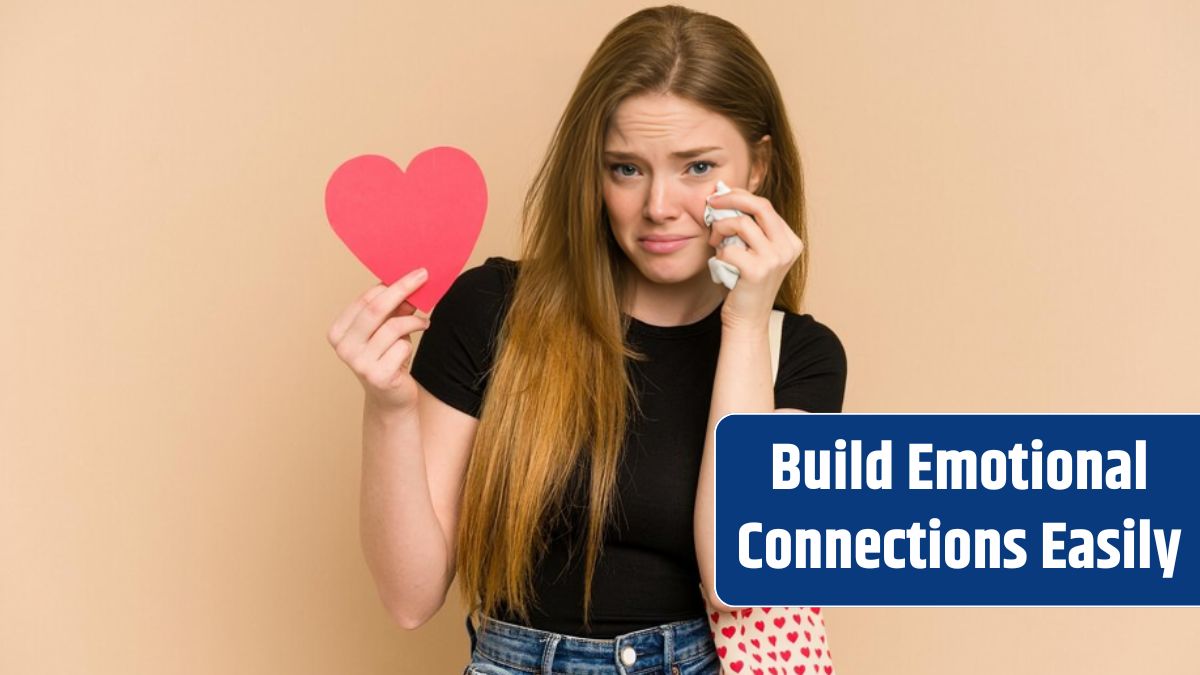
[768,309,785,386]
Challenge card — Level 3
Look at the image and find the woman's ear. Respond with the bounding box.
[749,134,772,193]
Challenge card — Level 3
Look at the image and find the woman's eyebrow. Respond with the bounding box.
[602,146,724,160]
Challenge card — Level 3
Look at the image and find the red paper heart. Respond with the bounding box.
[325,148,487,312]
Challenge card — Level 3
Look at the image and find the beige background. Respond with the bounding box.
[2,1,1197,673]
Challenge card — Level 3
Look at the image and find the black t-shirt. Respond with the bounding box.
[410,256,847,638]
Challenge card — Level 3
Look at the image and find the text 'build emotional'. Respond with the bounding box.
[745,439,1182,578]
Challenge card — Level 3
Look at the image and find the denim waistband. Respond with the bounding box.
[467,613,716,674]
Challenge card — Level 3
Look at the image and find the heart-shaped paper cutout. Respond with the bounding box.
[325,147,487,312]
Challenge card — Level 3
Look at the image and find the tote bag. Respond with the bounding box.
[704,309,837,675]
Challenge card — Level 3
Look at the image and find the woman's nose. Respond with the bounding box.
[644,176,684,223]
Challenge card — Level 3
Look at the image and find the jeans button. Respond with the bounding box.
[620,645,637,666]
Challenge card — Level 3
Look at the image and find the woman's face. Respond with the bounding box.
[603,92,769,288]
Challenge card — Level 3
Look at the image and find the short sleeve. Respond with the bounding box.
[410,257,517,418]
[773,314,848,413]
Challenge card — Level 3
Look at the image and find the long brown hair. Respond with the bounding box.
[455,4,808,631]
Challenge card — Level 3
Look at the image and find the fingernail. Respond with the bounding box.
[412,267,428,281]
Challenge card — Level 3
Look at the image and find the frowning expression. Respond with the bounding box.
[602,92,768,287]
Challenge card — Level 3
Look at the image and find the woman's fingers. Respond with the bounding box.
[327,283,388,347]
[708,211,803,283]
[333,268,429,356]
[706,191,803,262]
[360,313,430,381]
[708,213,770,252]
[361,312,429,364]
[714,242,763,282]
[707,188,792,242]
[721,232,800,274]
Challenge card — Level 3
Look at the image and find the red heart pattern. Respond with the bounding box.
[706,607,836,675]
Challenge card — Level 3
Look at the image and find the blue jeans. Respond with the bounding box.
[463,614,720,674]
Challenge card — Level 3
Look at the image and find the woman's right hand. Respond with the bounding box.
[327,267,431,414]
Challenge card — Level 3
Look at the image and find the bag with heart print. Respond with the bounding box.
[703,313,837,675]
[705,606,835,675]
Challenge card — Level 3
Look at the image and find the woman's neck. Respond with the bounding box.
[621,265,728,327]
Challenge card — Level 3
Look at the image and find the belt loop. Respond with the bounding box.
[662,622,675,670]
[540,633,560,675]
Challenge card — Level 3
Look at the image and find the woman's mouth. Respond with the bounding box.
[638,235,694,254]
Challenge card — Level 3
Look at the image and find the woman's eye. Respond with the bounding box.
[611,164,639,178]
[609,162,715,179]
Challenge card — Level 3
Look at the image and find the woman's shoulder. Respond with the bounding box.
[775,308,839,339]
[434,256,520,311]
[772,309,848,412]
[775,309,847,365]
[479,255,521,276]
[412,258,521,418]
[452,255,519,292]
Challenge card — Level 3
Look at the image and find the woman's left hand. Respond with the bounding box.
[705,187,804,330]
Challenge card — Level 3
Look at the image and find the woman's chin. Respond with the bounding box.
[628,255,708,286]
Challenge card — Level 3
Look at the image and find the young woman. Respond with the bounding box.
[328,6,846,673]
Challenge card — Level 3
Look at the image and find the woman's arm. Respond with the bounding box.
[694,321,777,612]
[694,183,807,611]
[360,386,478,629]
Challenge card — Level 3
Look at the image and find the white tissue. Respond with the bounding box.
[703,180,745,289]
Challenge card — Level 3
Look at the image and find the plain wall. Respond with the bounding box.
[2,1,1197,673]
